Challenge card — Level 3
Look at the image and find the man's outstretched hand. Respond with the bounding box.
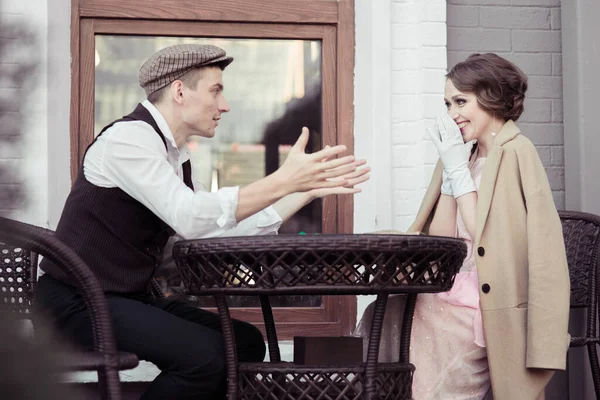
[275,127,370,197]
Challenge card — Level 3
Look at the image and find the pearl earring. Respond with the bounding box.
[491,132,497,137]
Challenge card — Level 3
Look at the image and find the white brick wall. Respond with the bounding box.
[0,6,25,215]
[391,0,447,231]
[447,0,565,209]
[0,0,49,224]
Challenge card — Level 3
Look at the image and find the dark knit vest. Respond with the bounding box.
[40,104,193,293]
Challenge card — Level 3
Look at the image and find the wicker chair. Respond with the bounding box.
[0,216,140,400]
[560,210,600,399]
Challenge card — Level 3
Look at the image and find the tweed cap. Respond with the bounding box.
[139,44,234,96]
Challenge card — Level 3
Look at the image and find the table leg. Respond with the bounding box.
[215,294,238,400]
[399,293,417,363]
[259,294,281,362]
[364,293,388,400]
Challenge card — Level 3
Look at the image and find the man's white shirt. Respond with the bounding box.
[83,100,282,239]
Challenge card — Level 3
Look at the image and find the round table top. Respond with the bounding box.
[173,233,466,295]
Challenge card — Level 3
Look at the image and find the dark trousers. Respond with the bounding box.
[34,274,266,400]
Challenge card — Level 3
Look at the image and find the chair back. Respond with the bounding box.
[560,211,600,308]
[559,211,600,338]
[560,210,600,399]
[1,232,39,317]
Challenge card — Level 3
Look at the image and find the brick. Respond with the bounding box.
[511,0,560,6]
[423,95,446,119]
[519,123,563,145]
[0,89,21,111]
[552,53,562,76]
[422,69,447,94]
[392,24,419,49]
[551,100,563,123]
[0,3,24,13]
[0,63,25,88]
[420,22,446,46]
[392,70,422,94]
[394,216,417,232]
[544,167,564,191]
[448,27,511,52]
[392,3,419,24]
[527,76,562,99]
[551,8,561,30]
[551,146,564,166]
[392,95,424,123]
[0,186,22,210]
[447,5,479,28]
[504,53,552,75]
[447,50,476,70]
[0,141,22,158]
[0,14,24,38]
[536,146,551,165]
[423,140,439,165]
[393,122,424,145]
[420,1,447,23]
[393,167,430,190]
[0,111,22,136]
[392,50,421,70]
[480,7,550,29]
[512,30,561,52]
[552,191,565,210]
[520,98,552,123]
[394,189,426,216]
[448,0,509,5]
[0,160,22,183]
[421,46,448,69]
[393,144,427,168]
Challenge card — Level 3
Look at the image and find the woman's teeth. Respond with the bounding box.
[457,122,469,129]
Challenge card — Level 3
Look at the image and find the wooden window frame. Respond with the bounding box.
[70,0,356,338]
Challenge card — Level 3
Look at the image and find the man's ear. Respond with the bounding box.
[171,80,185,105]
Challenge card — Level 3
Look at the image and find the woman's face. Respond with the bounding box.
[444,79,496,143]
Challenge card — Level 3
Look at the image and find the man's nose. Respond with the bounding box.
[219,97,230,113]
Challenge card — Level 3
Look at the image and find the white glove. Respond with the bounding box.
[427,113,475,198]
[441,169,453,197]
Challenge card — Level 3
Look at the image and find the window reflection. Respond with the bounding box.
[95,35,323,307]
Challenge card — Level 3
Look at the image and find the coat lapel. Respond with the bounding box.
[475,120,521,243]
[475,146,503,243]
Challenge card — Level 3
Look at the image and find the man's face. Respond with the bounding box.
[180,66,230,138]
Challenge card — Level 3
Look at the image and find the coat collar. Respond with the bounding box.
[475,120,521,242]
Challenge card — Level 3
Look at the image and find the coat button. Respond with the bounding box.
[482,283,490,293]
[477,247,485,257]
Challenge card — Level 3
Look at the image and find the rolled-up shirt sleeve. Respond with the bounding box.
[94,122,280,239]
[219,206,282,237]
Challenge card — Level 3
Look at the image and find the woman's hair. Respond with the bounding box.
[446,53,528,121]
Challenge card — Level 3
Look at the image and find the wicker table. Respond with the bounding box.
[173,234,466,400]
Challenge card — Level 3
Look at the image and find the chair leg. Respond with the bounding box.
[97,366,122,400]
[588,344,600,400]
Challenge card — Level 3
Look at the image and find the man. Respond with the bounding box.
[34,44,369,399]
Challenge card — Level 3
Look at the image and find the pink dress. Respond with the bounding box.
[355,156,490,400]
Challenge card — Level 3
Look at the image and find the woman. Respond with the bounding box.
[355,53,570,400]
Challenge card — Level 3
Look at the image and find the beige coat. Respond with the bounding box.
[407,120,570,399]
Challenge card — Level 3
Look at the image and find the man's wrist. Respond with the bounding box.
[267,170,295,200]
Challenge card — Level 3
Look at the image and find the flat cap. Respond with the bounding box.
[139,44,234,96]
